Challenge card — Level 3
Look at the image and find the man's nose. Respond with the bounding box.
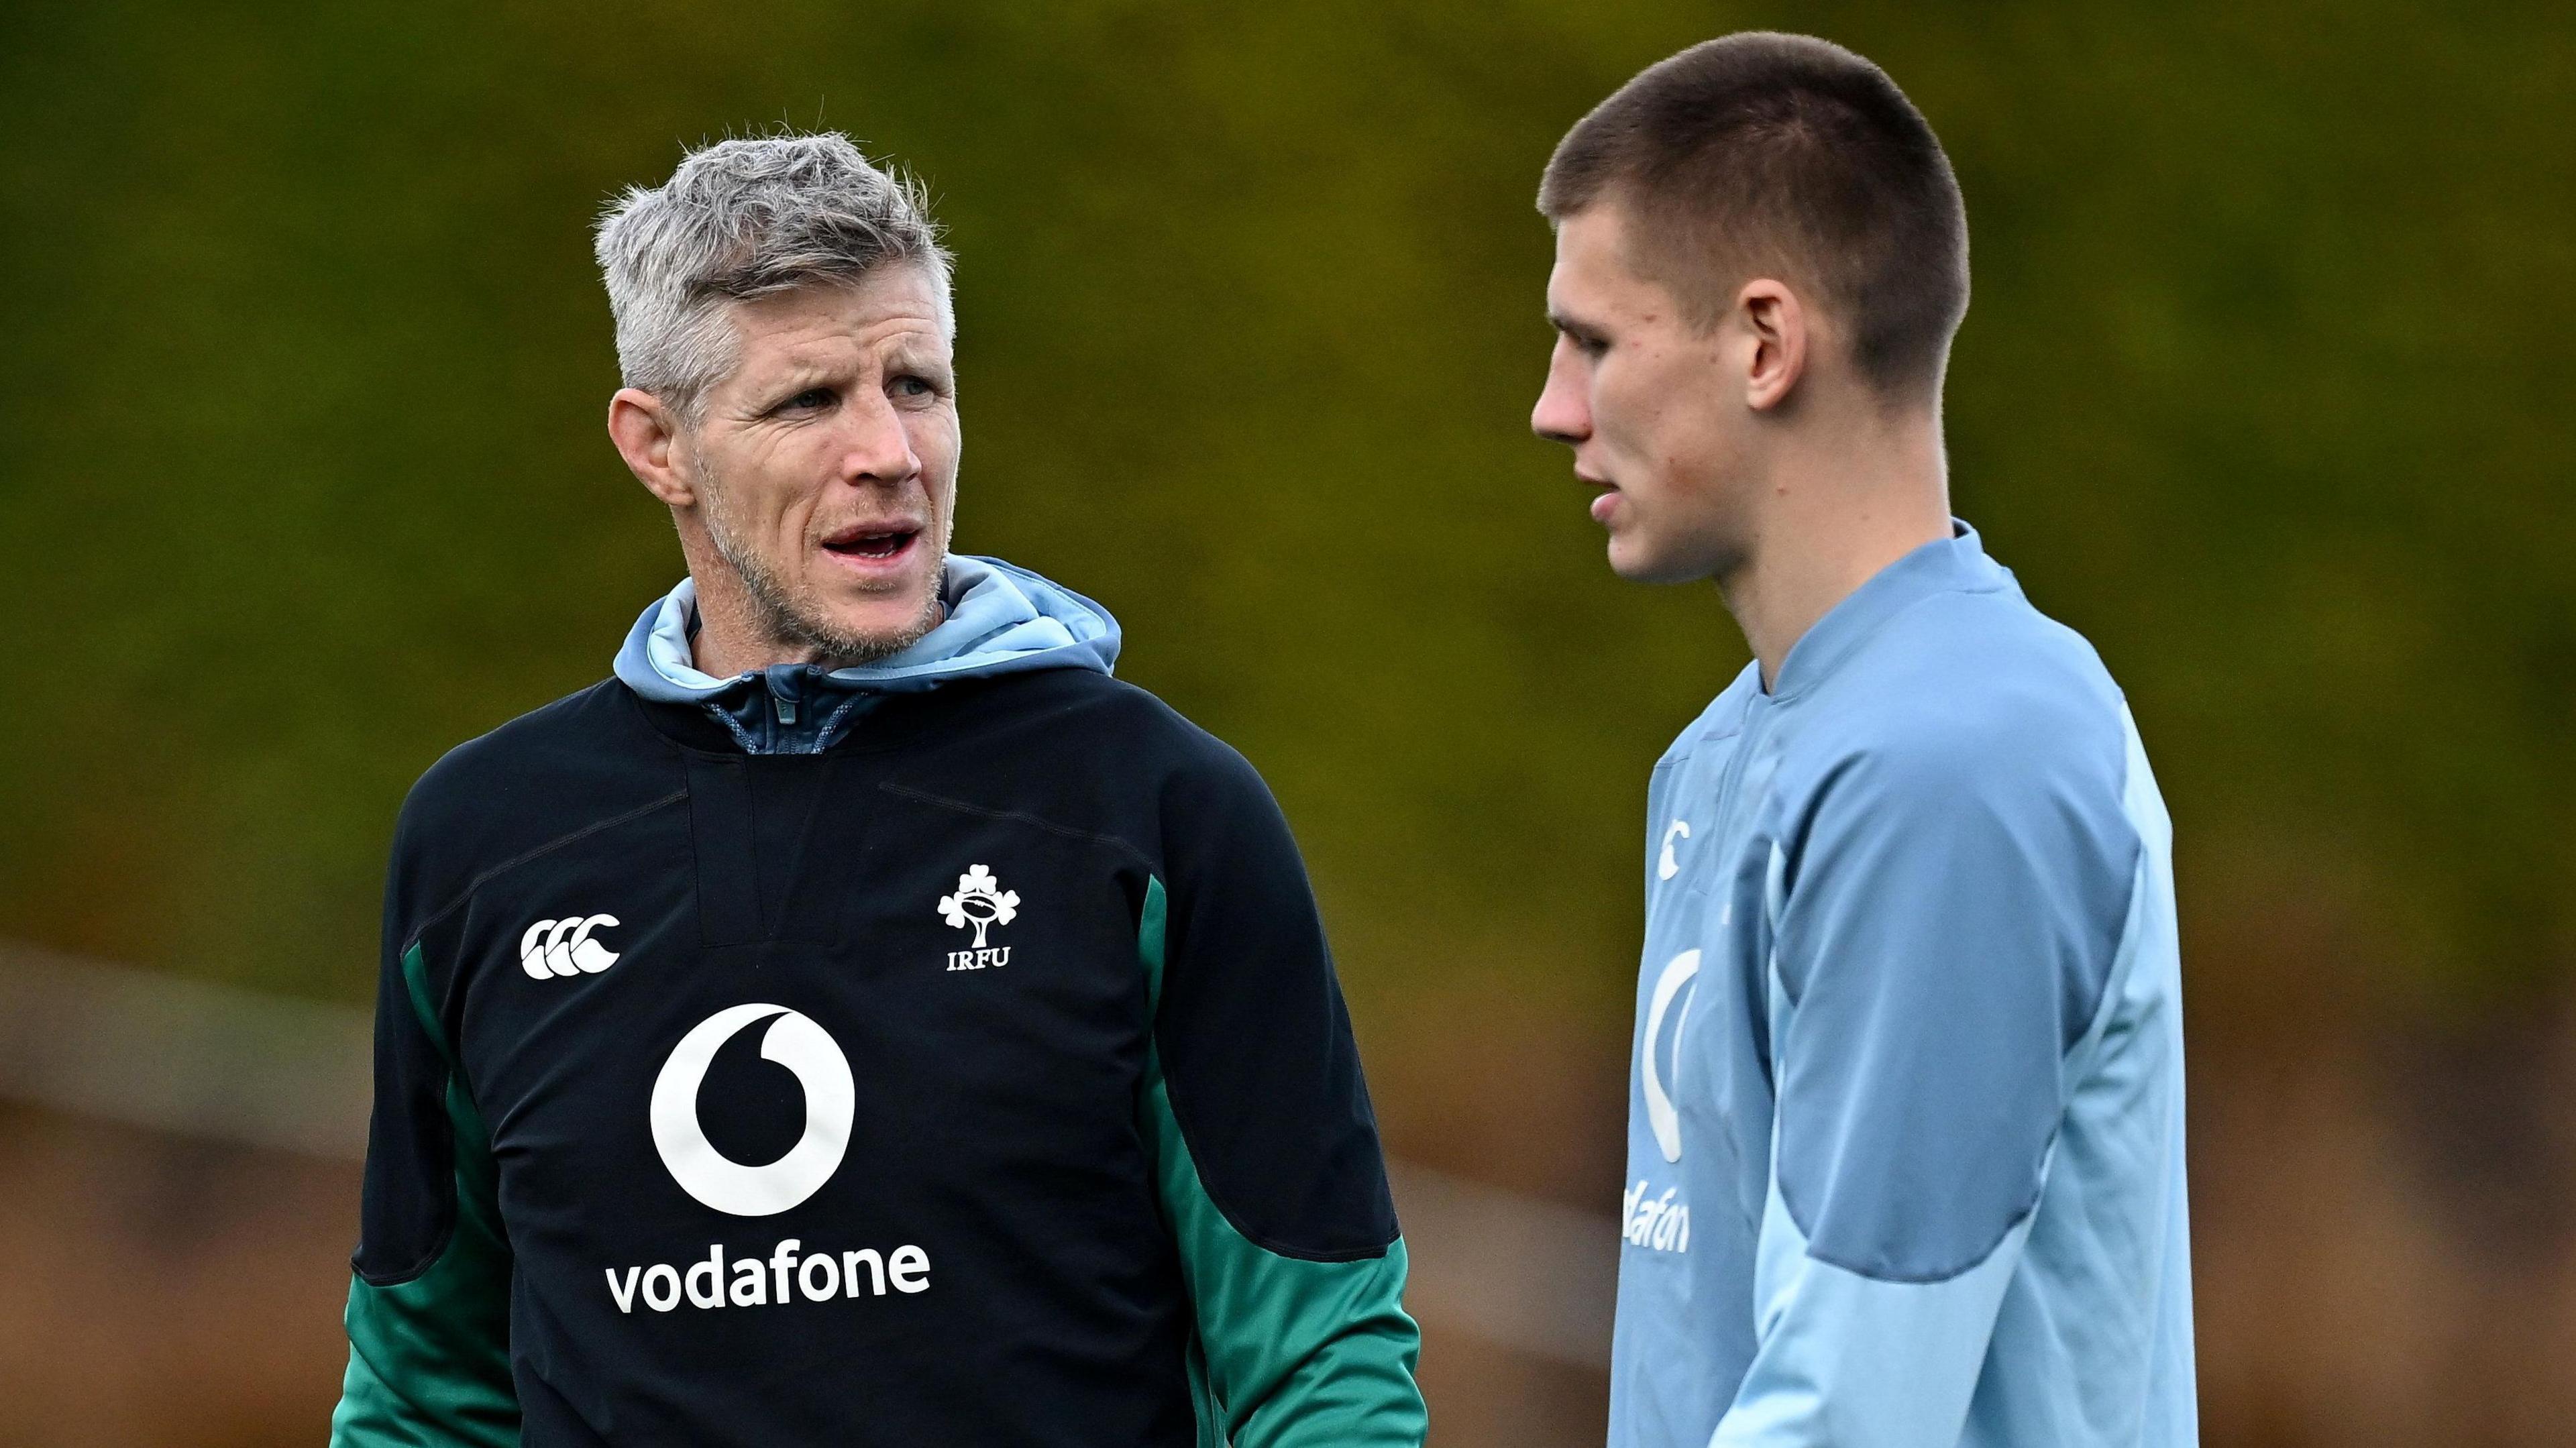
[1532,361,1591,446]
[836,392,921,484]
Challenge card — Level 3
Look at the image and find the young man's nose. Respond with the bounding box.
[1532,362,1592,445]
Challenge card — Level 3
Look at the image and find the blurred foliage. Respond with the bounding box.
[0,1,2569,1022]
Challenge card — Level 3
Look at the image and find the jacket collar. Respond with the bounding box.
[611,555,1120,754]
[1766,521,2012,700]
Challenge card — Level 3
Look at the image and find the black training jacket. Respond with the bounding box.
[329,666,1425,1446]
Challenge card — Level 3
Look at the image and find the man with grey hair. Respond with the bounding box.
[329,131,1426,1447]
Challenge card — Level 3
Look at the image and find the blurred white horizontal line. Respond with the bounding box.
[0,942,374,1160]
[0,942,1617,1370]
[1390,1160,1618,1369]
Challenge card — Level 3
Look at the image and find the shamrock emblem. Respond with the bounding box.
[938,864,1020,948]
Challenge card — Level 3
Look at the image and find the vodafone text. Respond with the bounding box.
[1622,1179,1691,1254]
[605,1239,929,1314]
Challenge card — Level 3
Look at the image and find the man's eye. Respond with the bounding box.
[892,376,936,398]
[779,388,835,413]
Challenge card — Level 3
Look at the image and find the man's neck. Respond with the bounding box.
[678,550,953,681]
[1719,411,1952,691]
[685,563,837,679]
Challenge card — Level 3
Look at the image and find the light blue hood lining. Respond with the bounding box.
[613,555,1120,753]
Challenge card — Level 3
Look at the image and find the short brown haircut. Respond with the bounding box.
[1540,33,1968,401]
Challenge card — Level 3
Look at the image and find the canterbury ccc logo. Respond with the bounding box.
[520,915,621,979]
[651,1004,856,1217]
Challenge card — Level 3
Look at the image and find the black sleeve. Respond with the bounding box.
[352,869,458,1284]
[332,799,519,1447]
[1153,741,1400,1259]
[1138,737,1425,1446]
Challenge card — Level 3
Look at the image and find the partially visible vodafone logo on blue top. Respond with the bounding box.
[1641,949,1701,1164]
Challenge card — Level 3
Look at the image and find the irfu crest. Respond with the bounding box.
[938,864,1020,948]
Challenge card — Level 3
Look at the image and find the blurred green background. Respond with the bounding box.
[3,2,2573,1444]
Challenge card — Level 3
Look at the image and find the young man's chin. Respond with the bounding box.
[1606,539,1700,587]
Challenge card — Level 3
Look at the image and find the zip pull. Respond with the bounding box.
[763,665,804,727]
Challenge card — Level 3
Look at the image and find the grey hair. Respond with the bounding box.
[594,131,953,424]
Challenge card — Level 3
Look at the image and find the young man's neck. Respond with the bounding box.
[1718,406,1953,691]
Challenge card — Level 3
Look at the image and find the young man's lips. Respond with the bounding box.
[1589,488,1620,524]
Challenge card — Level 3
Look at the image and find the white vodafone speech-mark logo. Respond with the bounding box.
[650,1004,855,1217]
[1641,949,1701,1164]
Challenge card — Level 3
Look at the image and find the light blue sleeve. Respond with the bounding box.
[1712,708,2139,1448]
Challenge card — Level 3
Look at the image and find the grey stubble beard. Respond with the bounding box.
[693,447,950,668]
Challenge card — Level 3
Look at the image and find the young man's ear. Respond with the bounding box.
[608,388,696,508]
[1737,279,1808,413]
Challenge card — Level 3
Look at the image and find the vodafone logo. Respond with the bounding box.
[651,1004,855,1217]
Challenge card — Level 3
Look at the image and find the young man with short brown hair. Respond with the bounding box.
[1533,34,2198,1448]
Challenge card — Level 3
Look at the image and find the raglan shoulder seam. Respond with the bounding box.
[398,789,688,959]
[877,781,1157,871]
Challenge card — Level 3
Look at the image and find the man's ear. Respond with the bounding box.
[608,388,696,507]
[1737,279,1807,413]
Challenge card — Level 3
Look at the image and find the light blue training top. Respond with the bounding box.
[1609,524,2197,1448]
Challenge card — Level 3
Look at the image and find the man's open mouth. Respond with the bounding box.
[822,527,921,561]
